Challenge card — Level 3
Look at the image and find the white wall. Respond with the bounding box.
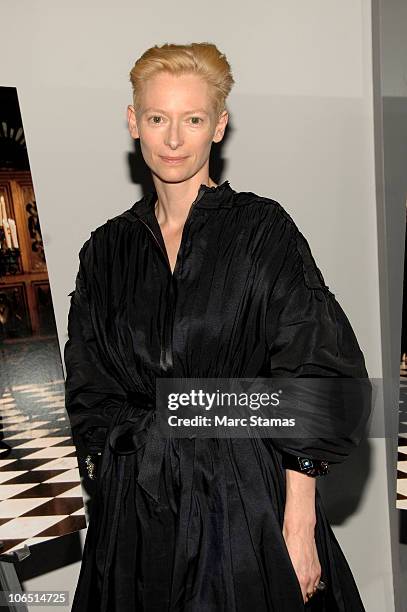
[0,0,395,609]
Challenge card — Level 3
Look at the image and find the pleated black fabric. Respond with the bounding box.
[64,180,370,611]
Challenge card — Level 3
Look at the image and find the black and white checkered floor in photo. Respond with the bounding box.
[0,380,85,554]
[398,362,407,510]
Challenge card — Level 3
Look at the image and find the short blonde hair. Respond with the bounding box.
[129,42,235,119]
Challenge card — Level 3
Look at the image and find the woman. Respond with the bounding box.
[64,42,371,611]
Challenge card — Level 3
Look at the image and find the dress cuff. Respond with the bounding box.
[281,453,330,477]
[72,427,106,481]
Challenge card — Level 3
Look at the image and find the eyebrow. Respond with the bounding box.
[142,107,209,116]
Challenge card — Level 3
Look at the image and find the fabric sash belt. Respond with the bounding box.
[102,394,167,504]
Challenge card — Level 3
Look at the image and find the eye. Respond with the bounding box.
[189,116,203,125]
[148,115,164,124]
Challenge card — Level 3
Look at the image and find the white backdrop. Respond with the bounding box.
[0,1,397,609]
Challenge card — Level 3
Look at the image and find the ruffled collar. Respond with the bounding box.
[130,179,234,219]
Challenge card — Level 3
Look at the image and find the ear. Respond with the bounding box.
[213,110,229,144]
[127,105,140,140]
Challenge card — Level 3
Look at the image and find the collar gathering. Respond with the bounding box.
[130,179,234,220]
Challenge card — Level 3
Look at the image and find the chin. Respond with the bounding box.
[153,167,195,185]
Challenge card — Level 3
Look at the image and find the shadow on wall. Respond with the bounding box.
[317,440,372,524]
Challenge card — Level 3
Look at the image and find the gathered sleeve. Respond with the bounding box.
[264,207,372,475]
[64,235,127,465]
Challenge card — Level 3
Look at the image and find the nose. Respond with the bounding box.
[164,119,184,150]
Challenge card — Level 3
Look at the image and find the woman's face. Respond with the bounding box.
[127,71,228,184]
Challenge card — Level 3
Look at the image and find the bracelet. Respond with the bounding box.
[84,453,101,480]
[282,453,329,477]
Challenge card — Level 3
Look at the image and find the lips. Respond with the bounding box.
[160,156,188,162]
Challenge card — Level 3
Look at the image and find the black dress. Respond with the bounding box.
[64,180,371,611]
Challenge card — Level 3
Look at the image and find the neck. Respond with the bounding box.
[152,171,217,228]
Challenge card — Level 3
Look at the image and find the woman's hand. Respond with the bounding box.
[282,520,321,604]
[283,468,321,604]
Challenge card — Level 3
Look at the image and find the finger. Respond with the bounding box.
[304,582,318,604]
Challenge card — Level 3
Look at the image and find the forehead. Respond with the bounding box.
[139,72,212,113]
